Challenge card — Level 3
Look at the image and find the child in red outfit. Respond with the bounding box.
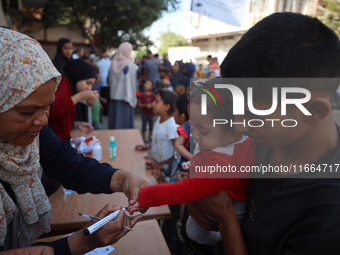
[138,79,155,143]
[130,83,255,246]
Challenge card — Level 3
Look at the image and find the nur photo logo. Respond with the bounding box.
[194,79,312,128]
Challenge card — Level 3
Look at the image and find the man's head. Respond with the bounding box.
[221,13,340,93]
[76,47,84,58]
[219,13,340,148]
[147,50,153,59]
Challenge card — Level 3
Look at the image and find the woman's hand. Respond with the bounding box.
[79,90,99,106]
[109,170,150,209]
[74,121,94,134]
[68,204,142,255]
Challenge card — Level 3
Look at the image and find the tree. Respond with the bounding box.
[318,0,340,37]
[157,31,189,55]
[41,0,179,49]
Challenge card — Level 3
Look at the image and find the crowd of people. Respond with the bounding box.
[0,11,340,255]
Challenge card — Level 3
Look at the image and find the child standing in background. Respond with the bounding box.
[173,94,192,181]
[138,79,155,143]
[135,89,178,182]
[91,64,103,130]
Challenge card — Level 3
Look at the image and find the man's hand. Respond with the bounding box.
[188,191,248,255]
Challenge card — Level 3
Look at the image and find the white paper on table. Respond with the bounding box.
[84,245,115,255]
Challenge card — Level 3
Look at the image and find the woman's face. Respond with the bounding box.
[0,79,57,146]
[76,77,96,92]
[62,42,73,59]
[172,62,179,73]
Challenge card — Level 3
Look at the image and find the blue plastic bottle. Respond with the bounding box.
[109,136,116,159]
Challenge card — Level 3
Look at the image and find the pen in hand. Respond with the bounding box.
[80,208,133,235]
[78,212,101,222]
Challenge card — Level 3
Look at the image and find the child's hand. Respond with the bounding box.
[152,168,167,183]
[127,200,149,215]
[176,171,188,182]
[144,156,161,170]
[146,103,152,109]
[135,144,149,151]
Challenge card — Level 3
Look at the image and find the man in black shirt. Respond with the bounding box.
[188,13,340,255]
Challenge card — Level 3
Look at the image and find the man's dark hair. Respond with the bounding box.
[220,12,340,99]
[154,88,177,115]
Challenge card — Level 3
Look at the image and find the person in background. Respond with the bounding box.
[175,81,187,96]
[96,47,111,116]
[162,53,172,71]
[170,60,185,91]
[52,38,73,76]
[138,79,155,144]
[208,57,220,76]
[145,50,161,88]
[91,64,103,130]
[88,50,96,64]
[135,89,178,182]
[137,55,148,92]
[72,47,84,59]
[108,42,138,129]
[0,27,147,254]
[207,71,216,79]
[154,53,162,64]
[64,59,98,124]
[196,64,205,79]
[184,62,195,83]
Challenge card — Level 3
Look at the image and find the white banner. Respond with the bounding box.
[191,0,247,27]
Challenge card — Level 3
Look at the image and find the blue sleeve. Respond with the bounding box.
[39,125,119,194]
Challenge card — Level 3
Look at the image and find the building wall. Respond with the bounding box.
[183,0,318,66]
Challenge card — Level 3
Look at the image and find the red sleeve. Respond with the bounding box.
[138,137,255,207]
[177,125,189,140]
[49,76,75,119]
[139,177,248,207]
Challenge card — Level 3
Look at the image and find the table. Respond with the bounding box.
[48,129,171,235]
[37,220,171,255]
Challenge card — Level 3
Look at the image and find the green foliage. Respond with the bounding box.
[136,49,148,59]
[158,31,189,55]
[318,0,340,37]
[41,0,179,49]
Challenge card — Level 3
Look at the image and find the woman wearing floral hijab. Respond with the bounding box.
[108,42,138,129]
[0,28,146,254]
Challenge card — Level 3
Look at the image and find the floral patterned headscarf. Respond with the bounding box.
[0,28,61,247]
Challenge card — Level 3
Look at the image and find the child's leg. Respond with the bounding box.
[148,114,154,142]
[141,113,147,143]
[185,215,221,246]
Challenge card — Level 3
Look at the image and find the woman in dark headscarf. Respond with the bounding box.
[52,38,73,76]
[170,60,185,90]
[63,59,99,124]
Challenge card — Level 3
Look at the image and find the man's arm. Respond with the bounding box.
[188,191,248,255]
